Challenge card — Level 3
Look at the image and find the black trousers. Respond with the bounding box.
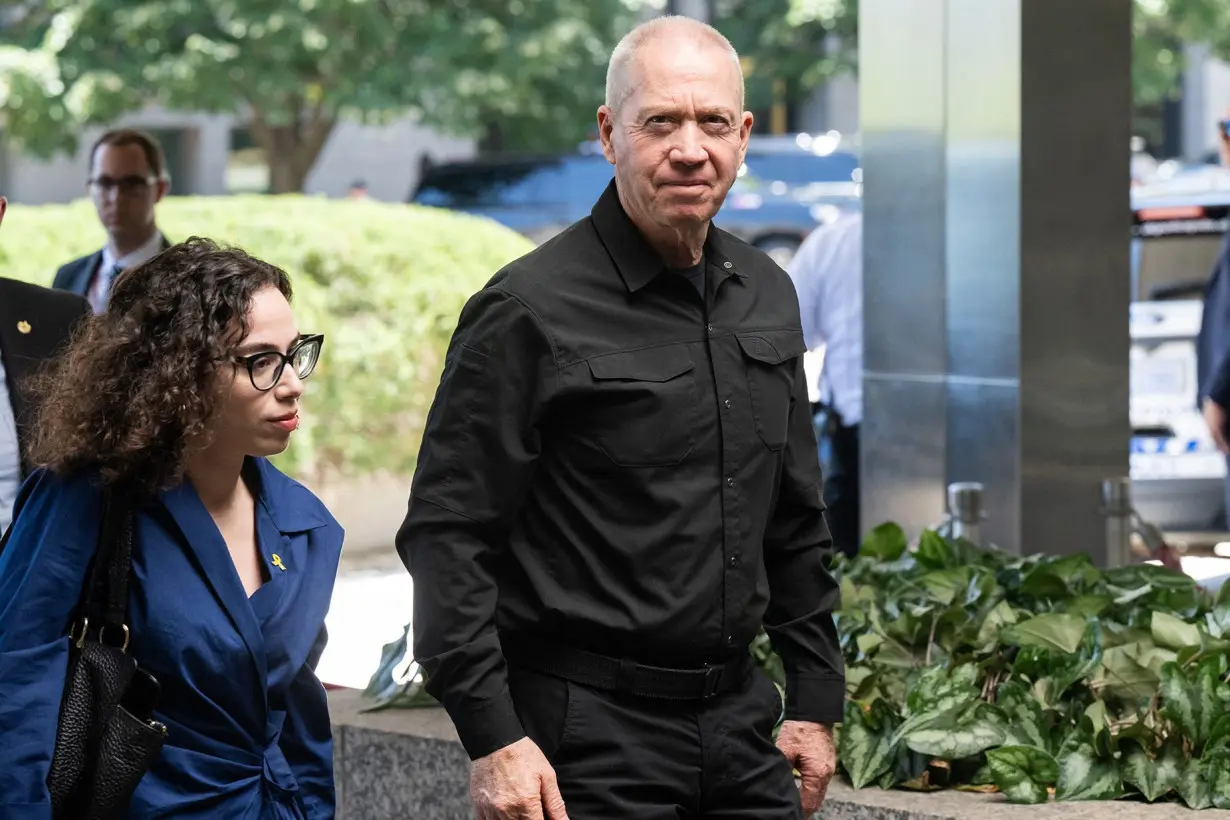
[820,421,861,558]
[507,663,802,819]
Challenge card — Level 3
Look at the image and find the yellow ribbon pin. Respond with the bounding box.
[271,554,287,571]
[16,321,31,334]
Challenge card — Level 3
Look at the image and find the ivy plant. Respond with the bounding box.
[778,523,1230,807]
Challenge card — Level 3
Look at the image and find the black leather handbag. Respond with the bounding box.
[46,489,168,820]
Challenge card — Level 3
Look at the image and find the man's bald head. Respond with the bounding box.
[605,16,744,115]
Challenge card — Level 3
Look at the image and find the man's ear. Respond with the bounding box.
[597,106,617,165]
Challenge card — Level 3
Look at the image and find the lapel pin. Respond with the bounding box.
[271,553,287,571]
[16,321,31,334]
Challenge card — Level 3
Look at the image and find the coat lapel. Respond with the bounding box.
[70,252,103,297]
[157,480,269,692]
[0,286,32,428]
[0,279,74,470]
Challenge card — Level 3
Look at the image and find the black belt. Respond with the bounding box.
[500,633,748,700]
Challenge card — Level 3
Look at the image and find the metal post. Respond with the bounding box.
[946,482,985,544]
[1100,477,1134,568]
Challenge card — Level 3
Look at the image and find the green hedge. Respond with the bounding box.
[0,195,534,481]
[809,524,1230,808]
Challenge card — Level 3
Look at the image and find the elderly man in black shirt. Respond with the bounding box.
[398,14,844,820]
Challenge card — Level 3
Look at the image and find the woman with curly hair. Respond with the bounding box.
[0,237,342,819]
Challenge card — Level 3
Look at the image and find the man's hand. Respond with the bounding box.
[776,720,837,816]
[470,737,569,820]
[1204,398,1230,454]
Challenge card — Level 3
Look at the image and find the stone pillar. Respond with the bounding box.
[860,0,1132,561]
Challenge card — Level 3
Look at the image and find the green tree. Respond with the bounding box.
[715,0,856,116]
[0,0,637,192]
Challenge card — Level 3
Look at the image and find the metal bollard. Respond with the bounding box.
[1100,477,1134,568]
[946,482,985,544]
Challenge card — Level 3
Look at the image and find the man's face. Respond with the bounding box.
[598,39,752,232]
[89,143,166,245]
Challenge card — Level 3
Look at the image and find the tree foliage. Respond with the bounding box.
[715,0,856,114]
[0,0,638,191]
[5,0,1230,191]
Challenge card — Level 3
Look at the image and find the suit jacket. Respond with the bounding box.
[0,278,90,476]
[51,234,173,297]
[0,457,344,818]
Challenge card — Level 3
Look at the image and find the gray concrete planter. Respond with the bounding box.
[327,690,1221,820]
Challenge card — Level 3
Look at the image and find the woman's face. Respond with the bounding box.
[210,285,318,459]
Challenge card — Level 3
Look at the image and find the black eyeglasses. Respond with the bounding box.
[234,334,324,392]
[87,175,156,196]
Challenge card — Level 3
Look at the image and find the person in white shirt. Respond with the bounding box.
[787,211,863,556]
[51,129,171,312]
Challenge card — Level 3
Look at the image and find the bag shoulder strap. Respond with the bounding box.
[81,485,134,632]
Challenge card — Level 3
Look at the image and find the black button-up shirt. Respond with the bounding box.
[398,181,844,760]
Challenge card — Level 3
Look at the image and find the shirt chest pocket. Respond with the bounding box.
[586,347,698,468]
[736,330,806,451]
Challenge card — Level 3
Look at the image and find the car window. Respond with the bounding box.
[1132,206,1228,301]
[413,161,551,207]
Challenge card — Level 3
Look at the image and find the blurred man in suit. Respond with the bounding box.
[0,196,91,532]
[52,128,171,313]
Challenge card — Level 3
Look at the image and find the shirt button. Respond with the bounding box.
[706,323,715,333]
[727,635,735,644]
[730,554,740,566]
[723,399,732,410]
[723,261,733,269]
[726,476,735,487]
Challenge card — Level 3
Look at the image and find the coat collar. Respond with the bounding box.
[248,456,331,535]
[589,179,748,293]
[152,457,330,693]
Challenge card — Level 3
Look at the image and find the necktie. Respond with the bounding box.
[88,264,123,314]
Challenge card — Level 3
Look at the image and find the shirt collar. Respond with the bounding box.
[589,179,746,292]
[102,229,165,273]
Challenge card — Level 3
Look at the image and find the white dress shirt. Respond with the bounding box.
[88,230,166,313]
[787,212,863,426]
[0,353,20,535]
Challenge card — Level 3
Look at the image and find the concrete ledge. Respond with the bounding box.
[327,689,1228,820]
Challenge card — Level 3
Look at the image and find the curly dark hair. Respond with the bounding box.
[26,237,294,497]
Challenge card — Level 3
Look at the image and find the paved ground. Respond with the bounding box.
[318,549,413,690]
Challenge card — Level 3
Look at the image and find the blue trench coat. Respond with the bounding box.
[0,457,344,819]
